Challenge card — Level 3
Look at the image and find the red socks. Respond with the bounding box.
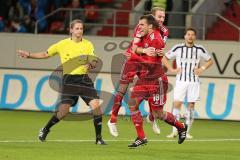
[131,110,145,139]
[164,112,184,130]
[110,94,123,123]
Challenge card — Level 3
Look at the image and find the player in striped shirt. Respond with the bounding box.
[165,27,213,139]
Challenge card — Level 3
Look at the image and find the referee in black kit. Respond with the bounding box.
[17,19,106,145]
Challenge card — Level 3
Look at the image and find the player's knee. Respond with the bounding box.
[158,113,165,120]
[188,102,195,109]
[117,83,129,94]
[114,93,124,104]
[128,99,137,108]
[89,99,101,108]
[57,106,70,119]
[89,99,103,115]
[129,106,137,112]
[173,101,182,108]
[154,110,164,120]
[116,91,125,97]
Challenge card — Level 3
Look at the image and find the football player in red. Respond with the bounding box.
[128,15,187,148]
[108,7,169,137]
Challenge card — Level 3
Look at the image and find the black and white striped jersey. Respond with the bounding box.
[165,43,211,82]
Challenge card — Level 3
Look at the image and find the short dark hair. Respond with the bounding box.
[184,27,197,35]
[140,14,159,29]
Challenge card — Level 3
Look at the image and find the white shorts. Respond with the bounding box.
[173,81,200,102]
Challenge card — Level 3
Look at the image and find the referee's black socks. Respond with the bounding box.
[44,115,60,131]
[93,115,102,138]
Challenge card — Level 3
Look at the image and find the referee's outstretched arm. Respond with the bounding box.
[17,49,49,59]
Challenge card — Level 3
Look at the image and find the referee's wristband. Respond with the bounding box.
[201,66,206,70]
[28,52,31,58]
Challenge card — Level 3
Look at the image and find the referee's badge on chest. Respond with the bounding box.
[79,55,88,60]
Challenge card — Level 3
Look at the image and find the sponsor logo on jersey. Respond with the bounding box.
[150,33,155,41]
[144,43,149,48]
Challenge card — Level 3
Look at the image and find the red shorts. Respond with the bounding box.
[120,52,164,84]
[140,61,164,79]
[131,75,168,110]
[120,59,148,84]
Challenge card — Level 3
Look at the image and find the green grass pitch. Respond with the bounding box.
[0,110,239,160]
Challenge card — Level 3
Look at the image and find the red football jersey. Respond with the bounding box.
[125,24,142,60]
[125,24,168,61]
[137,29,165,63]
[133,24,142,39]
[159,25,169,45]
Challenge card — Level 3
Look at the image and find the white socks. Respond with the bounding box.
[172,108,180,134]
[185,108,194,134]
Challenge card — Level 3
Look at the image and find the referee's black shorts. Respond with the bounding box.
[60,74,99,106]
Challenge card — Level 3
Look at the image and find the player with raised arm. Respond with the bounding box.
[17,19,106,145]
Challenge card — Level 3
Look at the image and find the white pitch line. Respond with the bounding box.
[0,139,240,143]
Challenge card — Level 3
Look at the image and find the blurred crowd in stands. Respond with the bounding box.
[224,0,240,17]
[0,0,174,34]
[0,0,98,33]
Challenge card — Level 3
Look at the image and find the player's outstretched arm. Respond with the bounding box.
[17,50,49,59]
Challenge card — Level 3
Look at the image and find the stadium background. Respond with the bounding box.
[0,33,239,120]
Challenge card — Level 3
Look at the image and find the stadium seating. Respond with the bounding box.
[97,0,141,37]
[85,4,99,21]
[206,0,240,41]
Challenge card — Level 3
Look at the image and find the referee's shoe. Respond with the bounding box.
[96,136,107,145]
[38,128,50,142]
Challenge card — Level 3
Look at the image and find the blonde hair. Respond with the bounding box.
[70,19,83,29]
[151,7,165,16]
